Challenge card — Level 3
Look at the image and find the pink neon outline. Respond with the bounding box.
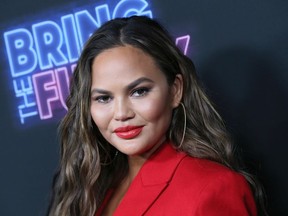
[32,70,60,119]
[55,67,70,110]
[71,63,77,73]
[175,35,190,55]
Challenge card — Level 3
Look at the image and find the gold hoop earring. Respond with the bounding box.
[178,102,187,148]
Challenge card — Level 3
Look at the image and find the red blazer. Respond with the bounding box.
[97,142,257,215]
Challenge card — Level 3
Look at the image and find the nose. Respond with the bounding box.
[113,98,134,121]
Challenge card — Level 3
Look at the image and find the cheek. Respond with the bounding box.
[136,96,172,122]
[90,105,111,130]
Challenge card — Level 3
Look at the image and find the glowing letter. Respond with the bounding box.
[32,71,59,119]
[75,5,110,48]
[55,67,70,110]
[113,0,152,18]
[32,21,67,70]
[13,76,38,124]
[4,29,37,77]
[61,14,80,63]
[176,35,190,55]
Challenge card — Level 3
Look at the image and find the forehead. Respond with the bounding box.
[91,45,166,86]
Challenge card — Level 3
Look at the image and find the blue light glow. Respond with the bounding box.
[3,0,190,126]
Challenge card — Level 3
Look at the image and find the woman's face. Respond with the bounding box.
[90,45,182,158]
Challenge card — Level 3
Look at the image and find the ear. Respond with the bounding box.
[171,74,183,108]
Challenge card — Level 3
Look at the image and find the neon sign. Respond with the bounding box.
[3,0,190,125]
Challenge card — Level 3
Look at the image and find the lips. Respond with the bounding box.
[114,125,144,139]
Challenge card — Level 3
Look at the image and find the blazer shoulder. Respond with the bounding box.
[169,156,257,215]
[173,155,252,193]
[133,146,257,215]
[176,155,240,178]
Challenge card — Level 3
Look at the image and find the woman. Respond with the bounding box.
[47,16,267,215]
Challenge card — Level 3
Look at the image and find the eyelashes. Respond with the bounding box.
[92,87,151,104]
[94,95,112,104]
[131,87,150,97]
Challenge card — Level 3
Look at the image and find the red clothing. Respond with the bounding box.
[96,142,257,215]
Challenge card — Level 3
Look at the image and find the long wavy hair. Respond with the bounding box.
[47,16,268,216]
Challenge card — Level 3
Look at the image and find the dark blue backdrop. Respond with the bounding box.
[0,0,287,215]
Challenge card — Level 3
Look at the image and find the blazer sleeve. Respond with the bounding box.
[193,171,257,216]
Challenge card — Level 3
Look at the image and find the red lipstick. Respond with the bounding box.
[114,126,143,139]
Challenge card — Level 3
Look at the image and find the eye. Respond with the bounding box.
[131,87,150,97]
[94,95,112,104]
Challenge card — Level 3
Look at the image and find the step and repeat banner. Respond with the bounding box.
[0,0,287,215]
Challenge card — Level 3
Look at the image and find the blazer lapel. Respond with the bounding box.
[114,142,187,215]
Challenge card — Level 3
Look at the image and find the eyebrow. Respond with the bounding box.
[91,77,154,95]
[127,77,154,91]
